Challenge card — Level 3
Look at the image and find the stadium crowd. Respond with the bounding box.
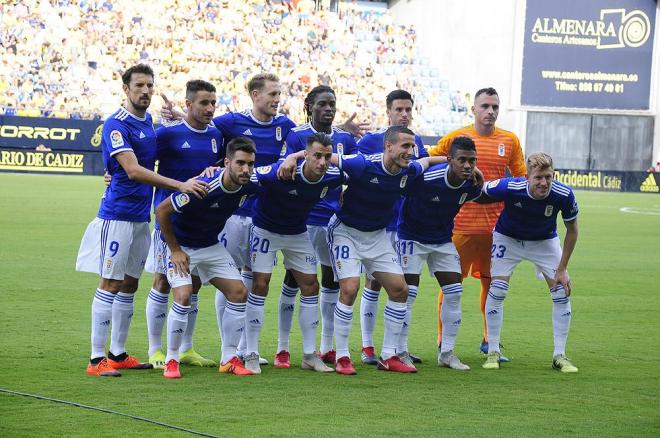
[0,0,469,135]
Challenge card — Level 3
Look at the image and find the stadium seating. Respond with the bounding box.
[0,0,467,135]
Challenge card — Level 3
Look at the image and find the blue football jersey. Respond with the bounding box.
[252,161,345,235]
[152,120,224,224]
[398,163,482,244]
[284,123,358,226]
[358,129,429,232]
[483,177,579,241]
[167,170,258,248]
[213,110,296,217]
[336,153,424,232]
[97,107,157,222]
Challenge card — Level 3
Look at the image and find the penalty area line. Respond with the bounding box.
[0,387,221,437]
[619,207,660,216]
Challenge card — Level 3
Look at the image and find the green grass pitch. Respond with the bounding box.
[0,172,658,437]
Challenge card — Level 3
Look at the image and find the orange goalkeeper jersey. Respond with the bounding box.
[428,125,526,235]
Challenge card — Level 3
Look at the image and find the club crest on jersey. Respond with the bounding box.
[239,195,247,207]
[280,143,287,156]
[257,165,271,175]
[498,144,505,157]
[544,205,554,217]
[276,127,282,141]
[320,186,328,198]
[459,193,468,204]
[337,143,344,154]
[110,130,124,149]
[400,175,408,188]
[211,138,218,154]
[176,193,190,207]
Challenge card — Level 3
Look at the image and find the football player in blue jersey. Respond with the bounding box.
[76,64,208,377]
[280,125,448,374]
[211,73,296,365]
[397,136,482,371]
[154,137,258,378]
[479,152,579,373]
[242,132,345,374]
[143,80,224,369]
[273,86,359,367]
[356,89,428,365]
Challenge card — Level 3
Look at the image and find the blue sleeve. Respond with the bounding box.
[415,136,429,158]
[284,130,305,155]
[254,163,279,186]
[407,160,425,178]
[338,153,366,178]
[170,173,215,213]
[103,118,133,157]
[483,178,509,200]
[561,190,579,222]
[344,135,359,155]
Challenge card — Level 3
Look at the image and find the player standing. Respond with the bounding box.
[145,79,223,369]
[357,89,427,365]
[76,64,207,376]
[428,87,526,360]
[243,132,344,374]
[275,86,358,367]
[397,136,482,370]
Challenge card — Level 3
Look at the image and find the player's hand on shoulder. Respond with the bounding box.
[277,155,298,180]
[160,93,185,121]
[103,171,111,187]
[170,249,190,276]
[553,269,572,296]
[179,177,209,199]
[338,112,371,138]
[199,166,220,178]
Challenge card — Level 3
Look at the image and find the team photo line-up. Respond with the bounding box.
[76,63,579,378]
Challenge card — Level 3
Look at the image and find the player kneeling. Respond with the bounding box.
[155,138,259,378]
[397,136,483,370]
[480,152,579,373]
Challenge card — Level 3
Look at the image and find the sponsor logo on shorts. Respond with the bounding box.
[110,130,124,149]
[105,258,113,269]
[176,193,190,207]
[336,260,342,270]
[544,205,554,217]
[402,256,408,266]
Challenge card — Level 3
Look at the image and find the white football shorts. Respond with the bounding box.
[76,217,150,280]
[249,226,317,275]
